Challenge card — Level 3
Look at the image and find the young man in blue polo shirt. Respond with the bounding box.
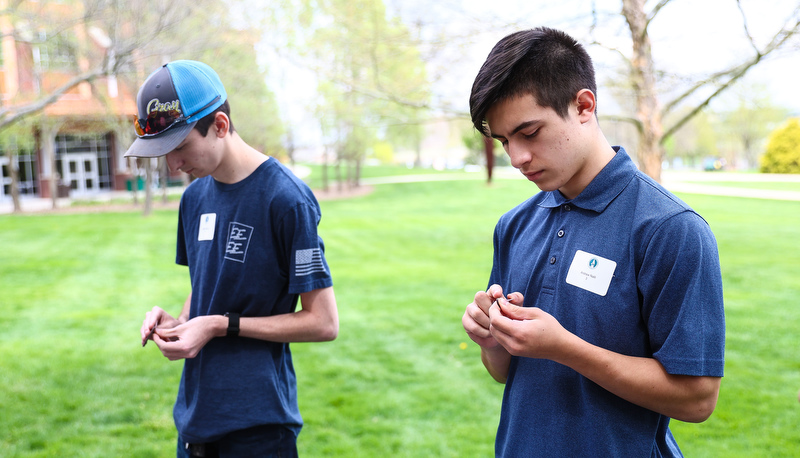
[129,60,338,457]
[462,28,725,456]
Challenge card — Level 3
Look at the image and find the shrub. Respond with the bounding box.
[760,118,800,173]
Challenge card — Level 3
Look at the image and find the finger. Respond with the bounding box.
[141,319,155,341]
[489,305,517,338]
[152,333,180,360]
[142,324,157,347]
[498,300,540,322]
[506,292,524,305]
[486,284,504,300]
[473,291,493,315]
[464,305,492,336]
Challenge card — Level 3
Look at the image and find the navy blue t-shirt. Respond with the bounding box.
[489,148,725,457]
[173,158,333,443]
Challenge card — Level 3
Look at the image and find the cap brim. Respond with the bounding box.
[124,122,196,158]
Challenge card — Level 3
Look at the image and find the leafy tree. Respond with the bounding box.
[192,31,285,159]
[462,128,508,179]
[760,118,800,174]
[663,109,717,169]
[257,0,431,189]
[721,84,789,170]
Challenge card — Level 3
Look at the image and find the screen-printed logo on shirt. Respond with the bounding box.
[295,248,326,277]
[224,222,253,263]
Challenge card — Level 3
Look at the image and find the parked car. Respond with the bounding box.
[703,157,726,171]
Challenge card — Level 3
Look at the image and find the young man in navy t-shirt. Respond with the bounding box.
[128,60,338,457]
[462,28,725,457]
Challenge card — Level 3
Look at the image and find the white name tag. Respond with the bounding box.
[198,213,217,241]
[565,250,617,296]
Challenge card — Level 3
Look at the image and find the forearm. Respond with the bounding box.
[556,333,721,422]
[481,345,512,383]
[178,293,192,323]
[225,287,338,343]
[241,309,338,342]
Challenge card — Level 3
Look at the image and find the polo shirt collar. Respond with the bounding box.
[538,146,637,213]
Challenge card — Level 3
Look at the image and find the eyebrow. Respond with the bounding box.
[490,119,542,139]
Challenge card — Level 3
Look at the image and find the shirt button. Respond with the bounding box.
[557,230,565,238]
[549,256,556,264]
[564,205,571,211]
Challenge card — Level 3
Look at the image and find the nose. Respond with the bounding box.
[165,151,182,173]
[506,141,531,169]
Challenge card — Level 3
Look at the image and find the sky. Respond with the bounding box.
[261,0,800,149]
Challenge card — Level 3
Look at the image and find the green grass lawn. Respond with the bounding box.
[1,177,799,457]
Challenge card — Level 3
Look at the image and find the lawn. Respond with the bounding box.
[1,176,798,457]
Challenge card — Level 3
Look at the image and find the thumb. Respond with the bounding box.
[156,325,180,339]
[497,298,528,319]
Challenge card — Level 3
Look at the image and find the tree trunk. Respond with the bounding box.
[42,123,62,211]
[354,157,361,188]
[8,150,21,213]
[622,0,664,182]
[322,147,329,192]
[335,158,342,193]
[160,156,169,204]
[143,159,153,217]
[129,157,139,205]
[484,135,495,184]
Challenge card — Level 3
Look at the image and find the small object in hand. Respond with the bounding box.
[143,325,157,347]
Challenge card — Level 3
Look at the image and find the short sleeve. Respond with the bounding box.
[279,202,333,295]
[639,211,725,377]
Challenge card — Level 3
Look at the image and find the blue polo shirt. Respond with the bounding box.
[489,148,725,457]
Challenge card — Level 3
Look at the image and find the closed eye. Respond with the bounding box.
[523,129,539,139]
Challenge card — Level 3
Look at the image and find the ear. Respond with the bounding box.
[575,89,597,123]
[212,112,230,138]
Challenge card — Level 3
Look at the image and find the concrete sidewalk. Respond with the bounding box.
[661,170,800,202]
[0,189,184,215]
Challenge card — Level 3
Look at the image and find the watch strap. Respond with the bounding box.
[224,312,240,337]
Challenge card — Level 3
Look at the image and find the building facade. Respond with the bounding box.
[0,5,139,204]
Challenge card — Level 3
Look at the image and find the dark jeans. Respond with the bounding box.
[178,424,298,458]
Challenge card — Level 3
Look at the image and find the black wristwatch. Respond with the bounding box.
[224,312,240,337]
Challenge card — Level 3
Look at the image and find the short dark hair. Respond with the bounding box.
[193,99,235,136]
[469,27,596,135]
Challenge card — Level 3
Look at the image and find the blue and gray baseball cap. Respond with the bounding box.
[125,60,227,158]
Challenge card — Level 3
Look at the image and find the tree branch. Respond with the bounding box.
[599,114,643,134]
[646,0,673,29]
[661,5,800,140]
[0,66,108,129]
[736,0,760,54]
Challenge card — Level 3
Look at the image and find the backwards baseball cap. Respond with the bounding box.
[124,60,227,158]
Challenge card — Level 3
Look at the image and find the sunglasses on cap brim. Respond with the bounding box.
[134,95,221,137]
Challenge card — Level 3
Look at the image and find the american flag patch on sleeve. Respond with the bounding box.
[295,248,327,276]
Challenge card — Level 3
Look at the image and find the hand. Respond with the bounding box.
[140,306,181,347]
[489,299,570,360]
[463,285,523,349]
[152,315,223,361]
